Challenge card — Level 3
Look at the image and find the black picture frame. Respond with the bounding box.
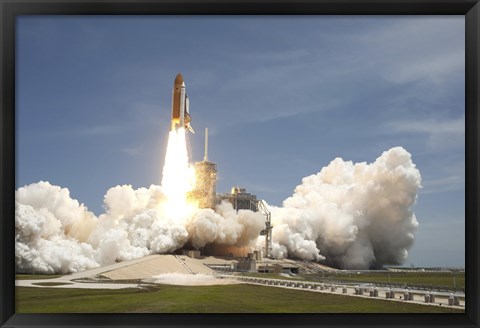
[1,1,478,327]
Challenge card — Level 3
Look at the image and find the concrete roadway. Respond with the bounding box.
[218,274,465,310]
[16,279,140,289]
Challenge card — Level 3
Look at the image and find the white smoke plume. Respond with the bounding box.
[15,146,421,273]
[15,182,98,274]
[186,202,265,249]
[259,146,421,269]
[152,273,239,286]
[15,182,264,274]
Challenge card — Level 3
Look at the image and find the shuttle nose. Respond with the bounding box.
[175,73,184,84]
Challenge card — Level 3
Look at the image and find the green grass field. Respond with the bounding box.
[16,274,63,280]
[16,284,463,313]
[239,271,464,290]
[309,272,465,289]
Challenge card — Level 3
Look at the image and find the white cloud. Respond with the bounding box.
[212,17,464,127]
[413,220,464,252]
[357,17,464,85]
[74,124,125,136]
[420,175,464,194]
[240,49,311,63]
[419,161,464,194]
[122,146,143,157]
[385,115,464,151]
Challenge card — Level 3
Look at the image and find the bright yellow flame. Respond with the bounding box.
[161,127,196,222]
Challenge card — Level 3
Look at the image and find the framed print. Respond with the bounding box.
[1,1,479,327]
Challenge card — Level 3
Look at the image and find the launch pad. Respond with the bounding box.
[16,254,465,311]
[171,73,274,259]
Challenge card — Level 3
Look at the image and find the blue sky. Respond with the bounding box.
[16,16,465,267]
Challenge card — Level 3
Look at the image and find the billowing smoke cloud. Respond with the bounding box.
[15,182,98,274]
[15,146,421,273]
[152,273,239,286]
[259,146,421,269]
[186,202,265,249]
[15,183,264,274]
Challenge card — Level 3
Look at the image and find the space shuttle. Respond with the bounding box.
[171,73,194,134]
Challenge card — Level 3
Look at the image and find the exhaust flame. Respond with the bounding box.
[161,128,196,222]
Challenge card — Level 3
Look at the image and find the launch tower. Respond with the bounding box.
[192,128,217,209]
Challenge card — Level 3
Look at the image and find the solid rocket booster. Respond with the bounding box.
[171,73,194,133]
